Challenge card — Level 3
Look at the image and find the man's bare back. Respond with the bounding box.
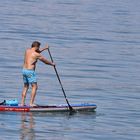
[23,48,38,70]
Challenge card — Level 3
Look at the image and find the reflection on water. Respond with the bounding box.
[20,112,35,140]
[19,111,96,140]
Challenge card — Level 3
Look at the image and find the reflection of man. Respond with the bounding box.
[20,112,35,140]
[21,41,55,106]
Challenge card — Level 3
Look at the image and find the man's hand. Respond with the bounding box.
[44,44,49,50]
[38,44,49,53]
[52,62,55,67]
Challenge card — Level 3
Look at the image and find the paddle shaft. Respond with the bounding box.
[47,48,74,112]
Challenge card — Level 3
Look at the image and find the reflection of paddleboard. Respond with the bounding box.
[0,103,97,112]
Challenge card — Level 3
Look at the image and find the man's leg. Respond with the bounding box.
[21,83,29,106]
[30,83,38,106]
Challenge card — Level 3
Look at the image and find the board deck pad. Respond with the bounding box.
[0,103,97,112]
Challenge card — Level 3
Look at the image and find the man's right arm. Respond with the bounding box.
[37,54,55,66]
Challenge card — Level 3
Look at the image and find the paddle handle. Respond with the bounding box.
[47,48,74,112]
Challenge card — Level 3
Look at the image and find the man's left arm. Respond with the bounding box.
[38,44,49,53]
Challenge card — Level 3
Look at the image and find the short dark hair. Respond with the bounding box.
[31,41,41,48]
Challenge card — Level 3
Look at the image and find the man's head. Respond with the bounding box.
[31,41,41,50]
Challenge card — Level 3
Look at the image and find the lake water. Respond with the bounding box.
[0,0,140,139]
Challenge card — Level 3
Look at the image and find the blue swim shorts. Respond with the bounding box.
[22,69,37,84]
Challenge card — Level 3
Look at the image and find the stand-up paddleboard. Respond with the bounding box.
[0,103,97,112]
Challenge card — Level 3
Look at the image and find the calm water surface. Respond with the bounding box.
[0,0,140,139]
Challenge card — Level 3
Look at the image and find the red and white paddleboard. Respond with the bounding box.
[0,103,97,112]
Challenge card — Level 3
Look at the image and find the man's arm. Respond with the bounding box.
[37,54,55,66]
[37,44,49,53]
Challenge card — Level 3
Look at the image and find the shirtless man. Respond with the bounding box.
[21,41,55,106]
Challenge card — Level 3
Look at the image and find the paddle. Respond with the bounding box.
[47,47,75,112]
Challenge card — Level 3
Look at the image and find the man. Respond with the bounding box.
[21,41,55,106]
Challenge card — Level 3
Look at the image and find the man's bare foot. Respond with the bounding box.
[20,104,26,106]
[30,104,37,107]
